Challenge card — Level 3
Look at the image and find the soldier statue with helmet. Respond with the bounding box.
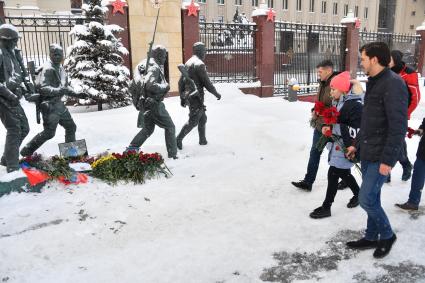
[0,24,34,172]
[20,44,87,157]
[127,45,178,159]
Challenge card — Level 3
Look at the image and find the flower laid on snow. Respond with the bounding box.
[91,154,116,169]
[90,151,171,185]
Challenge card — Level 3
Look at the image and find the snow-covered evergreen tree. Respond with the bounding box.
[64,0,130,109]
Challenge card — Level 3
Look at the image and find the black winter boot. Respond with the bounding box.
[309,206,331,219]
[402,163,413,181]
[347,196,359,208]
[346,238,378,250]
[291,180,312,191]
[373,234,397,258]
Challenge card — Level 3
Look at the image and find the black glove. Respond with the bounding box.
[180,99,186,107]
[216,93,222,100]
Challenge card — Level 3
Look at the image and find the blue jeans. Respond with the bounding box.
[359,161,394,241]
[408,157,425,206]
[304,129,323,184]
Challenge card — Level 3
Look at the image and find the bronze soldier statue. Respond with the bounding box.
[0,24,31,172]
[176,42,221,150]
[20,44,86,156]
[127,45,178,159]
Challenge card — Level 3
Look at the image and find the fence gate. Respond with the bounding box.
[274,22,347,96]
[199,22,257,83]
[4,16,88,69]
[357,31,422,76]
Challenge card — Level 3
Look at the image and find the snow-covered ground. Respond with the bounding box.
[1,84,425,283]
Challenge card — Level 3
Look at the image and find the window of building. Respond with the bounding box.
[321,1,326,13]
[218,16,224,22]
[268,0,274,8]
[333,2,338,15]
[252,0,258,6]
[309,0,314,12]
[296,0,302,11]
[198,0,206,3]
[412,11,416,16]
[354,5,358,17]
[199,15,206,22]
[343,4,348,16]
[235,0,242,4]
[410,25,415,29]
[217,0,224,4]
[364,7,368,18]
[283,0,288,10]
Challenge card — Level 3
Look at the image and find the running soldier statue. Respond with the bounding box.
[20,44,86,156]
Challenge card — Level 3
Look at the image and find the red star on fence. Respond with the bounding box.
[355,18,361,29]
[266,8,275,22]
[112,0,127,15]
[187,0,199,17]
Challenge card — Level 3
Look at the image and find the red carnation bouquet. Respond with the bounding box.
[314,105,361,174]
[322,106,340,125]
[314,104,341,152]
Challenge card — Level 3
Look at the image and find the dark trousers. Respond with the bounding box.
[304,129,323,184]
[22,108,76,156]
[0,104,29,172]
[322,166,360,208]
[177,107,207,143]
[397,139,411,168]
[130,102,177,157]
[408,157,425,206]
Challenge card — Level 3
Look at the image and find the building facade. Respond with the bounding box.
[199,0,425,33]
[393,0,425,34]
[3,0,71,15]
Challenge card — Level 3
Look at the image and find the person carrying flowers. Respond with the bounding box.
[310,71,363,219]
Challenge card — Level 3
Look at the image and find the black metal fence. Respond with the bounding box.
[274,22,347,95]
[199,22,257,83]
[357,31,421,76]
[5,16,90,68]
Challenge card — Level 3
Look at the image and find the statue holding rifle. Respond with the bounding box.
[0,24,33,172]
[127,45,178,159]
[20,44,87,157]
[127,4,178,159]
[176,42,222,150]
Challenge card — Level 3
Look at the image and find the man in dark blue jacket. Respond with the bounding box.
[345,42,408,258]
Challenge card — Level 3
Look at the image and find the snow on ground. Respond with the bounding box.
[1,84,425,283]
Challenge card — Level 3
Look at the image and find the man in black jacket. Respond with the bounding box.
[345,42,408,258]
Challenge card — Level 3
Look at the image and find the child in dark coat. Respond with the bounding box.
[310,71,363,219]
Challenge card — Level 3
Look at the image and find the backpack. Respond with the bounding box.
[129,59,148,111]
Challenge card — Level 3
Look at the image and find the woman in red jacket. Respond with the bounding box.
[388,50,421,182]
